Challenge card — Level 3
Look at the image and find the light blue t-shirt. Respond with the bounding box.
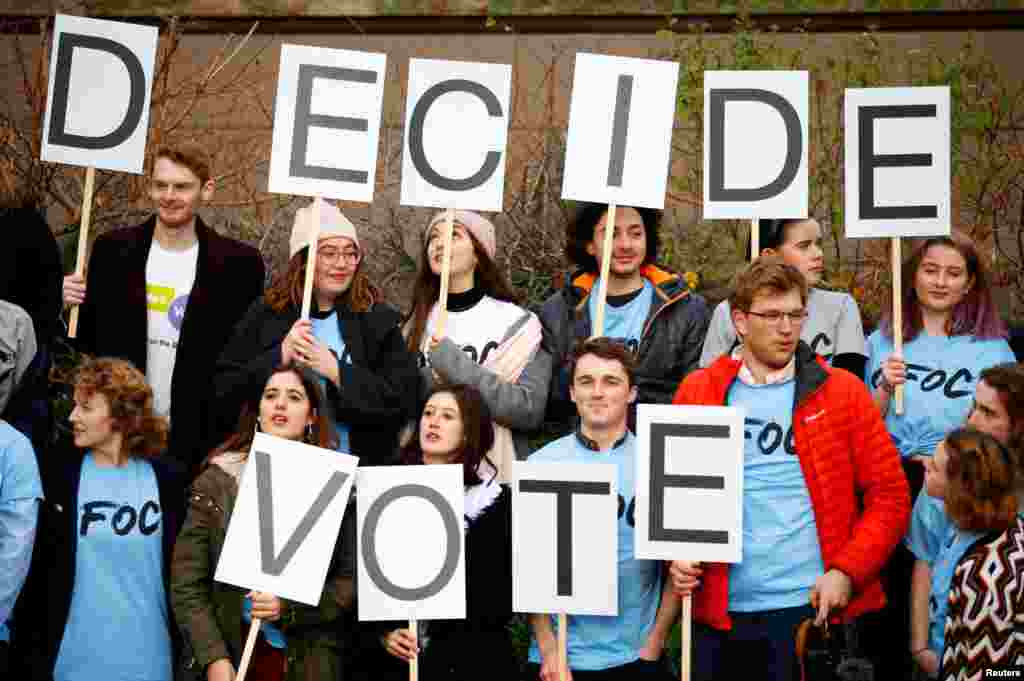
[865,332,1015,459]
[588,279,653,356]
[905,494,978,657]
[311,310,352,454]
[527,432,662,671]
[0,422,43,643]
[54,453,172,681]
[727,377,825,612]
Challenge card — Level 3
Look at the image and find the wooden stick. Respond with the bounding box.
[557,612,568,681]
[409,616,418,681]
[750,217,759,262]
[892,237,904,415]
[300,196,322,320]
[681,595,692,681]
[591,202,618,337]
[67,166,96,339]
[435,207,456,339]
[235,616,262,681]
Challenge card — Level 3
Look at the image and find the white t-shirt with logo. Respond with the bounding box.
[145,241,198,418]
[421,295,524,366]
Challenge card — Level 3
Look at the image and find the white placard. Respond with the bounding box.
[268,44,387,201]
[357,465,466,621]
[399,58,512,212]
[844,86,951,238]
[634,404,744,563]
[41,14,158,174]
[561,53,680,209]
[214,433,358,606]
[512,462,618,616]
[703,70,809,220]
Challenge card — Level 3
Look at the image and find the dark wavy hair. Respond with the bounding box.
[207,365,338,465]
[404,226,519,353]
[881,234,1007,343]
[565,203,661,274]
[943,427,1019,533]
[72,358,168,458]
[977,362,1024,451]
[400,384,496,486]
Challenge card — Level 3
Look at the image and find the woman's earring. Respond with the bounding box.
[305,423,315,443]
[256,418,262,432]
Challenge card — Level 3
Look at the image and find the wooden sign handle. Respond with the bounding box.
[300,196,323,320]
[558,612,569,681]
[409,616,418,681]
[235,616,262,681]
[67,166,96,339]
[892,237,905,415]
[591,202,618,338]
[750,217,759,262]
[435,207,456,339]
[681,594,692,681]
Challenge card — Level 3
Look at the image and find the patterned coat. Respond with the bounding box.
[940,515,1024,681]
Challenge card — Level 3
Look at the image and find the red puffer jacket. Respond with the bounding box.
[672,343,910,631]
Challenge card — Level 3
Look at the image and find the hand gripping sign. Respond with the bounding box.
[634,404,745,681]
[42,14,159,337]
[845,86,951,414]
[703,70,809,261]
[215,433,358,680]
[513,461,618,681]
[560,53,680,336]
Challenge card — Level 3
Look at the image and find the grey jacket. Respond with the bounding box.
[420,309,552,461]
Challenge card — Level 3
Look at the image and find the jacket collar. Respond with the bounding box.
[709,341,829,408]
[574,427,629,452]
[567,264,691,315]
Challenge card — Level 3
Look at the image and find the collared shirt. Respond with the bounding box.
[0,421,42,642]
[732,346,796,386]
[574,428,629,452]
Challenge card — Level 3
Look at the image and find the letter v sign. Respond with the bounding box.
[255,450,349,576]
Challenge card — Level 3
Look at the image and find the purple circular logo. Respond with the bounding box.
[168,295,189,331]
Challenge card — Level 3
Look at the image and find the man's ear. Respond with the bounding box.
[732,306,749,339]
[200,178,215,202]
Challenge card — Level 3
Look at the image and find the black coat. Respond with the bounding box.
[73,216,265,469]
[0,206,63,344]
[212,298,420,465]
[11,449,186,680]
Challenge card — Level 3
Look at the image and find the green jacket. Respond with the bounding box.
[170,461,354,681]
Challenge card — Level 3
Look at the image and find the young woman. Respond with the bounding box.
[371,384,513,681]
[214,200,419,465]
[868,234,1015,492]
[404,210,550,480]
[700,217,867,377]
[936,428,1024,680]
[15,358,184,680]
[172,366,353,681]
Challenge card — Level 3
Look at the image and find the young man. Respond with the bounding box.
[62,145,265,468]
[527,337,678,681]
[906,361,1024,677]
[670,257,909,681]
[539,203,710,432]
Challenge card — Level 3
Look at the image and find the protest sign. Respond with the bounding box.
[703,70,808,263]
[560,53,680,335]
[845,86,951,413]
[42,14,159,337]
[268,44,386,202]
[634,404,745,681]
[357,464,466,622]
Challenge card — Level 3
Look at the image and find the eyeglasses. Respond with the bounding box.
[317,247,361,266]
[744,309,808,325]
